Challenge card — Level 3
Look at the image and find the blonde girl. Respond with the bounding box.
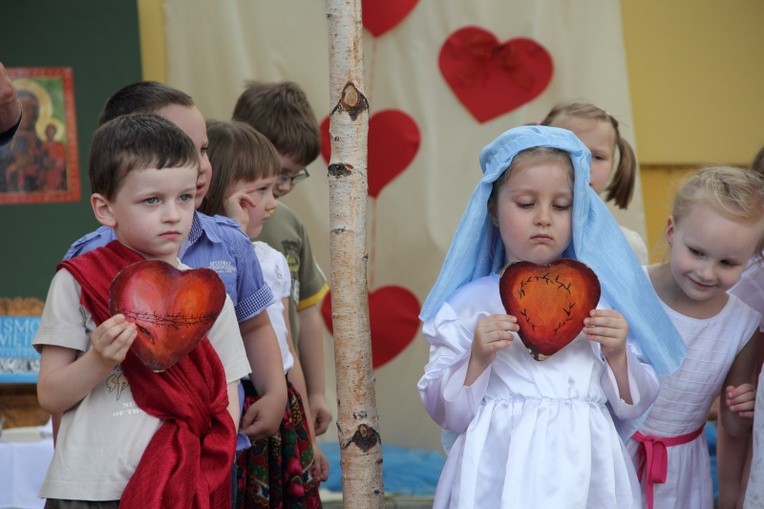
[419,125,686,508]
[628,166,764,509]
[541,101,648,263]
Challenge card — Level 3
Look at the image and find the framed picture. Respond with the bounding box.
[0,66,80,204]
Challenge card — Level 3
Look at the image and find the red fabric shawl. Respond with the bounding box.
[59,241,234,509]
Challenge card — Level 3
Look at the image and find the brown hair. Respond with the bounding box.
[98,81,194,126]
[231,81,320,166]
[89,113,198,201]
[541,101,637,209]
[487,147,574,224]
[199,120,280,217]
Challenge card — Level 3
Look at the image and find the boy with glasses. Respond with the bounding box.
[233,81,332,437]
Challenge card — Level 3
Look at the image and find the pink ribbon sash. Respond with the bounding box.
[632,426,704,509]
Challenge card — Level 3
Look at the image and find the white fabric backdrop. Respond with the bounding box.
[164,0,644,451]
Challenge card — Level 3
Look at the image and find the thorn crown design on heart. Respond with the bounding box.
[109,260,227,372]
[500,259,600,361]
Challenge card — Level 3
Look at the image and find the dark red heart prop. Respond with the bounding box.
[439,27,554,123]
[321,285,421,369]
[109,260,227,371]
[321,109,420,198]
[499,259,600,361]
[362,0,419,37]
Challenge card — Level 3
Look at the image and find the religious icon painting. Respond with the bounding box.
[0,66,80,204]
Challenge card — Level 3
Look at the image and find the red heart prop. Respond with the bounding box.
[499,259,600,361]
[321,109,420,198]
[362,0,419,37]
[321,285,421,369]
[439,27,554,123]
[109,260,227,371]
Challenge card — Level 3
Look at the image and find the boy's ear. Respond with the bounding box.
[91,193,116,228]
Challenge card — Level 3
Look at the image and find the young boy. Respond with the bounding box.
[64,82,287,442]
[232,81,332,436]
[34,113,251,507]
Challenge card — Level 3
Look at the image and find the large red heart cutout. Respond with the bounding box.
[362,0,419,37]
[321,109,420,198]
[321,285,421,369]
[109,260,227,371]
[499,259,600,361]
[439,27,554,123]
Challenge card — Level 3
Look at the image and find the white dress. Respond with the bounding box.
[625,294,760,509]
[419,275,659,508]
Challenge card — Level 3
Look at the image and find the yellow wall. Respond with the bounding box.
[621,0,764,258]
[137,0,166,82]
[621,0,764,164]
[136,0,764,261]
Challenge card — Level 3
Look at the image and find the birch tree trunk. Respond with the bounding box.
[325,1,384,507]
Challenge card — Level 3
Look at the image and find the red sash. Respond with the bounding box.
[60,241,233,509]
[632,426,704,509]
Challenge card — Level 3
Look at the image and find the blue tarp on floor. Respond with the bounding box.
[322,423,719,500]
[322,442,445,495]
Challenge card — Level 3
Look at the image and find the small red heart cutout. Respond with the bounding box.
[362,0,419,37]
[109,260,227,371]
[499,259,600,361]
[321,285,421,369]
[321,109,420,198]
[439,27,554,123]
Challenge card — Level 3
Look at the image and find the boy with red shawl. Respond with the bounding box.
[34,113,250,508]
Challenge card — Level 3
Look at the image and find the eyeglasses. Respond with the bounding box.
[277,167,310,186]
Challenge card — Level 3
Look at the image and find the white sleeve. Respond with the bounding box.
[417,302,491,433]
[599,341,659,420]
[33,269,94,353]
[730,261,764,331]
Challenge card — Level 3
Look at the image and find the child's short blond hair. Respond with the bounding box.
[672,165,764,254]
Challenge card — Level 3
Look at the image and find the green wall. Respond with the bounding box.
[0,0,142,300]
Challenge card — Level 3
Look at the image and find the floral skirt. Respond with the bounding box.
[234,379,322,509]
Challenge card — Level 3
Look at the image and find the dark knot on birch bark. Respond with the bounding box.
[332,82,369,121]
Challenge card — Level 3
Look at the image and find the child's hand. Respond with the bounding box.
[584,309,628,362]
[90,314,137,367]
[725,383,756,419]
[467,314,517,382]
[240,392,284,441]
[223,190,256,231]
[309,393,333,436]
[311,441,330,482]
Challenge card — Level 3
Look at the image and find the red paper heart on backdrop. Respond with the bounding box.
[439,27,554,123]
[321,285,421,369]
[362,0,419,37]
[499,259,600,361]
[321,109,420,198]
[109,260,226,371]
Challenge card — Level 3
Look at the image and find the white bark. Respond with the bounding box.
[325,1,384,507]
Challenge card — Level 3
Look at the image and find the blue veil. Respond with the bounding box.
[420,125,685,375]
